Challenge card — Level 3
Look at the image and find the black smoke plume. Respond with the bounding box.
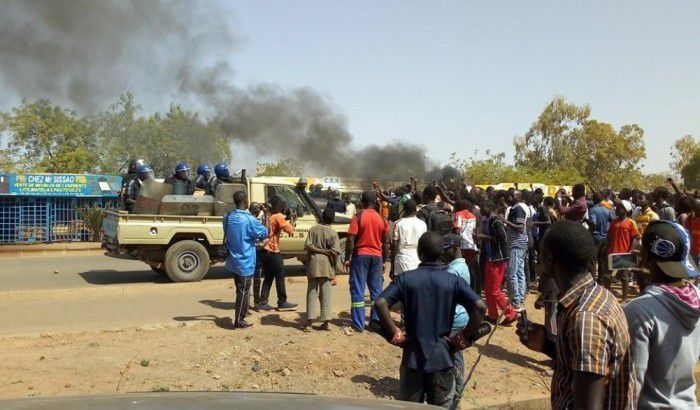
[0,0,427,181]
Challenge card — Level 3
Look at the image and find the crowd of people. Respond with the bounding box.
[221,175,699,409]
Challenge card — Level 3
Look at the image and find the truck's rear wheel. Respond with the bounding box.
[164,240,210,282]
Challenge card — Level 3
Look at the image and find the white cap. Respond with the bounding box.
[621,200,633,213]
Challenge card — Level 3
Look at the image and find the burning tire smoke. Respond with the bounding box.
[0,0,428,181]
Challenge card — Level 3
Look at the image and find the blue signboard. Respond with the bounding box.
[0,173,122,197]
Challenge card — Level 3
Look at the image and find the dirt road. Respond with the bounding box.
[0,254,554,408]
[0,303,553,408]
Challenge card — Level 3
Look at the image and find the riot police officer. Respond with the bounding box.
[125,164,154,212]
[195,163,213,191]
[166,162,195,195]
[121,158,146,210]
[207,162,234,196]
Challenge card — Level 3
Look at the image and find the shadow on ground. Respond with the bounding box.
[172,314,236,330]
[79,262,308,285]
[200,299,235,310]
[259,313,306,330]
[478,342,552,369]
[79,265,233,285]
[351,375,399,399]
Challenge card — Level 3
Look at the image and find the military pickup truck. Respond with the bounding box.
[102,175,350,282]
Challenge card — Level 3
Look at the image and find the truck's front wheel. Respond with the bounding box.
[164,240,210,282]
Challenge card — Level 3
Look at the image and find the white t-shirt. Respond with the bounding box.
[392,216,427,275]
[344,202,357,218]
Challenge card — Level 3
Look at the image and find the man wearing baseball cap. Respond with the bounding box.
[624,220,700,409]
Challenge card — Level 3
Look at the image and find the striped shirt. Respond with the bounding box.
[551,274,637,410]
[505,204,529,249]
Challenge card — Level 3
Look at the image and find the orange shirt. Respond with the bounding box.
[380,200,390,219]
[607,217,639,254]
[601,200,614,210]
[264,213,294,253]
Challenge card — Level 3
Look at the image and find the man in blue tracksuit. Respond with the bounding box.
[224,190,268,329]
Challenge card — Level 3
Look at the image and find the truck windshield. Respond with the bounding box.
[266,185,312,217]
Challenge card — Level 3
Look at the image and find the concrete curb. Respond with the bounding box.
[0,278,233,302]
[0,242,104,258]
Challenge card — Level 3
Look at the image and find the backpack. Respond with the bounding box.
[431,209,454,235]
[417,204,452,235]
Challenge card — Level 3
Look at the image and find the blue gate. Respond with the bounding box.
[0,173,122,244]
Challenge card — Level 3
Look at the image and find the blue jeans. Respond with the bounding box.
[450,338,465,410]
[349,255,384,331]
[507,247,527,307]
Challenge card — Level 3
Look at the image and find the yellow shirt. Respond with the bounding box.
[636,207,659,234]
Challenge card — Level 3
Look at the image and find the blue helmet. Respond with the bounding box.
[214,162,230,179]
[137,164,154,180]
[175,162,190,172]
[196,163,212,176]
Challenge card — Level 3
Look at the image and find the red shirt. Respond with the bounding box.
[607,218,639,254]
[453,209,476,228]
[348,208,389,257]
[684,215,700,256]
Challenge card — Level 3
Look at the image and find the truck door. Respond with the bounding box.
[265,184,316,254]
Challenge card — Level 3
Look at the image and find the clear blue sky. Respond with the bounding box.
[222,1,699,173]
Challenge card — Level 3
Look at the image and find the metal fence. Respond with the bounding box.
[0,196,116,244]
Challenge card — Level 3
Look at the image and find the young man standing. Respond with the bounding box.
[343,193,357,218]
[478,201,517,325]
[391,199,427,278]
[635,194,659,235]
[453,199,479,292]
[501,191,528,311]
[303,207,341,332]
[345,191,390,332]
[248,202,266,310]
[375,232,486,408]
[606,201,641,300]
[224,191,269,328]
[555,184,588,224]
[589,192,613,284]
[441,233,471,410]
[651,187,676,222]
[683,198,700,266]
[624,221,699,408]
[259,195,298,311]
[517,221,637,409]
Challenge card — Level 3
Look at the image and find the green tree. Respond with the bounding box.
[96,94,231,175]
[514,96,590,170]
[256,158,306,177]
[450,150,510,184]
[670,135,699,176]
[641,172,672,191]
[513,97,646,189]
[450,151,582,185]
[1,99,98,173]
[0,147,16,173]
[681,149,700,189]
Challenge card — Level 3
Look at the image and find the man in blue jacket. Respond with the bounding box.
[224,190,269,329]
